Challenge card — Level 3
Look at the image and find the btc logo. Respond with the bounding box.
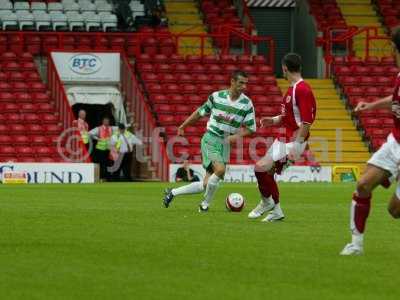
[69,54,102,75]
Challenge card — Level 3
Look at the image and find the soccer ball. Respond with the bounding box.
[225,193,245,212]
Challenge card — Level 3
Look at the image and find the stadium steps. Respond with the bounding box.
[165,0,214,55]
[278,78,369,171]
[336,0,389,58]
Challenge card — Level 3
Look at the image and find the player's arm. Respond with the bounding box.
[355,95,392,112]
[178,95,213,136]
[260,115,283,127]
[227,127,253,144]
[177,110,202,136]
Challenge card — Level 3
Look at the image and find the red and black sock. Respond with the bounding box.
[255,171,279,204]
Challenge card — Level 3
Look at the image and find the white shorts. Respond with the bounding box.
[368,133,400,182]
[267,139,307,162]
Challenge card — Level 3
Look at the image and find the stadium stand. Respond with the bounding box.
[308,0,347,31]
[0,50,65,162]
[333,55,397,152]
[134,53,317,166]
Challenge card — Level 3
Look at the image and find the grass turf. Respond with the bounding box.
[0,182,398,300]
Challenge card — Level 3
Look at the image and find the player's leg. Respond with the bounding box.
[388,185,400,219]
[199,161,225,212]
[248,154,277,219]
[340,164,390,255]
[249,139,284,221]
[163,173,206,208]
[163,132,218,208]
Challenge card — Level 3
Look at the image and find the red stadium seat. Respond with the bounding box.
[165,83,180,94]
[158,114,175,125]
[147,83,162,93]
[16,146,35,157]
[169,54,185,64]
[32,92,49,103]
[3,103,19,112]
[206,64,222,74]
[174,63,188,73]
[193,74,209,83]
[0,136,12,144]
[31,135,50,145]
[15,135,31,144]
[220,54,237,64]
[6,113,22,123]
[142,73,158,83]
[170,94,185,104]
[182,84,197,94]
[203,55,219,64]
[23,113,40,124]
[189,64,206,74]
[154,64,171,73]
[41,113,59,124]
[0,82,11,92]
[151,94,168,104]
[29,82,46,92]
[45,124,62,134]
[176,73,192,83]
[256,65,273,75]
[186,55,202,64]
[26,124,43,134]
[12,82,29,91]
[159,73,176,83]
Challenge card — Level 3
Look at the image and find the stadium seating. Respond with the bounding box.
[0,50,64,162]
[134,53,317,165]
[375,0,400,30]
[200,0,244,33]
[308,0,346,31]
[333,55,398,151]
[0,0,119,32]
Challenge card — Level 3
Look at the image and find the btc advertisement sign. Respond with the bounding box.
[169,164,332,183]
[51,52,120,82]
[0,163,97,184]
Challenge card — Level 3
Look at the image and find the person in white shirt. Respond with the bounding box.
[109,123,142,181]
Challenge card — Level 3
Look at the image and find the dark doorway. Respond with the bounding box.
[72,103,116,130]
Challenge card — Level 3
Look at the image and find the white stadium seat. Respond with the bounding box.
[0,1,12,11]
[33,11,51,31]
[101,13,117,32]
[16,11,34,30]
[50,12,68,31]
[66,11,84,31]
[1,12,17,30]
[63,2,80,12]
[97,3,112,13]
[31,2,47,12]
[83,11,101,31]
[48,3,63,13]
[14,2,30,11]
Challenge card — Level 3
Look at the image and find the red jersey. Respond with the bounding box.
[281,79,316,141]
[391,74,400,141]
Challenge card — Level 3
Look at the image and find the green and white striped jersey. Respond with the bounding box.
[197,90,256,137]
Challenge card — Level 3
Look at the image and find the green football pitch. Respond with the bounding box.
[0,182,398,300]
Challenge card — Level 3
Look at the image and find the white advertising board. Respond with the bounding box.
[0,163,97,184]
[51,52,120,82]
[169,164,332,183]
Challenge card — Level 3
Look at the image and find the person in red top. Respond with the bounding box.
[248,53,317,222]
[72,109,90,149]
[340,29,400,255]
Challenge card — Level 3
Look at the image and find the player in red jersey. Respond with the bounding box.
[340,29,400,255]
[248,53,317,222]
